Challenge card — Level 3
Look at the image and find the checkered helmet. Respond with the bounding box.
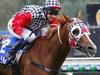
[43,0,61,9]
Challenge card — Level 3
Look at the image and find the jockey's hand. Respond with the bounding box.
[21,29,36,42]
[28,33,36,42]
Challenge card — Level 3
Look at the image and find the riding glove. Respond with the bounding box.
[21,28,36,42]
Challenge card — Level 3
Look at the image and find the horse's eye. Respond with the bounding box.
[72,28,80,36]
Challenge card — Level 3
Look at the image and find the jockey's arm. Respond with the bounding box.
[10,11,37,42]
[12,12,32,36]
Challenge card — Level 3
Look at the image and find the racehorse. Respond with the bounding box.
[0,14,97,75]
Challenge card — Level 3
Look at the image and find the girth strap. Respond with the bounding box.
[31,61,58,74]
[12,61,20,75]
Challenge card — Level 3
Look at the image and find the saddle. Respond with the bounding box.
[0,39,32,65]
[11,40,33,64]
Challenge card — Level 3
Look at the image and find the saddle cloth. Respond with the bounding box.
[0,36,18,64]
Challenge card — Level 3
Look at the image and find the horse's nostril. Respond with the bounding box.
[87,46,94,50]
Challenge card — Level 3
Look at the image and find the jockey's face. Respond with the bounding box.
[47,8,60,21]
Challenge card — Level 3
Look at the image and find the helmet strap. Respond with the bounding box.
[43,8,49,20]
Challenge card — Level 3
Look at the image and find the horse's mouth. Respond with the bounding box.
[84,48,97,57]
[76,46,97,57]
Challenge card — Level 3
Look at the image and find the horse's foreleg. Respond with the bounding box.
[0,64,12,75]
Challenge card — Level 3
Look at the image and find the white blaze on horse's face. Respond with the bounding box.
[68,18,97,57]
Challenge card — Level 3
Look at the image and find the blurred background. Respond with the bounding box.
[0,0,100,29]
[0,0,100,75]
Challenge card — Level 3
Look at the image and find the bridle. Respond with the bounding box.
[67,18,96,57]
[68,18,90,48]
[56,18,90,47]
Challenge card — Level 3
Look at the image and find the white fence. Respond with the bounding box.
[61,57,100,72]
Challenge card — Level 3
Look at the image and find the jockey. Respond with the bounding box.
[6,0,61,59]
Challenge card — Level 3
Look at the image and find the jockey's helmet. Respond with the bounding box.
[43,0,61,9]
[43,0,61,15]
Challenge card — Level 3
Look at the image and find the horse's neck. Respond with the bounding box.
[41,24,70,68]
[53,24,70,60]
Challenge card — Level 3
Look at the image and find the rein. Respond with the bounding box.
[57,25,63,44]
[48,24,63,44]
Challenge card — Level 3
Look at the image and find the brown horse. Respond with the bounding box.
[0,14,97,75]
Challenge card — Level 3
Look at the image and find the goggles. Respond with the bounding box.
[48,11,58,15]
[47,7,59,15]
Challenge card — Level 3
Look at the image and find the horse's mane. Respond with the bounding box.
[57,14,72,25]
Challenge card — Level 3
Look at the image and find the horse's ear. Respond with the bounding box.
[63,13,72,23]
[77,10,83,20]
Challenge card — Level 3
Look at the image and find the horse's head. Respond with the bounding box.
[62,14,97,57]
